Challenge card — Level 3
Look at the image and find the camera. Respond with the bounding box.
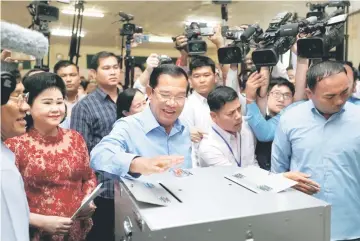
[119,12,143,37]
[217,25,262,64]
[158,55,173,65]
[183,22,212,55]
[297,9,347,59]
[251,12,296,66]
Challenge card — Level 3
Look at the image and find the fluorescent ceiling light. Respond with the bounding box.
[148,35,173,43]
[51,28,86,37]
[61,9,104,18]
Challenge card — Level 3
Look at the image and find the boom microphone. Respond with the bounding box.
[0,21,49,58]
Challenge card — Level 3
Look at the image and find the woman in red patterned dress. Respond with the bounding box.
[5,72,97,241]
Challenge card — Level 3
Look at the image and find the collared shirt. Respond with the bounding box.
[1,142,30,241]
[272,100,360,241]
[70,87,118,199]
[247,98,359,142]
[90,105,192,178]
[59,94,85,129]
[198,120,257,167]
[180,91,211,167]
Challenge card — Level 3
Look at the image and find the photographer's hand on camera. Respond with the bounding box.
[208,24,224,48]
[245,72,267,104]
[136,53,159,89]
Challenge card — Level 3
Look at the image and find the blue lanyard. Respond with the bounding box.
[212,127,241,167]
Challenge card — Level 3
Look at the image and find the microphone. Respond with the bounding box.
[0,21,49,59]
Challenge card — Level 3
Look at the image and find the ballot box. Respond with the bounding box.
[114,166,330,241]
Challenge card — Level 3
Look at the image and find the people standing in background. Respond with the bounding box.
[286,65,295,84]
[54,60,83,129]
[116,88,147,119]
[78,80,88,97]
[71,51,121,241]
[1,62,31,241]
[5,72,96,241]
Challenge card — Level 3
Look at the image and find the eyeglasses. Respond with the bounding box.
[270,91,293,100]
[9,92,29,107]
[152,89,186,104]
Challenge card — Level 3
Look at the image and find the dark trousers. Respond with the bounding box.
[86,196,115,241]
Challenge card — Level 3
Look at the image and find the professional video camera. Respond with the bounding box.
[296,2,349,59]
[27,1,59,35]
[174,22,214,56]
[119,12,143,37]
[251,12,297,67]
[217,25,262,64]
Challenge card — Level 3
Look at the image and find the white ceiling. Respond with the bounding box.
[1,0,358,49]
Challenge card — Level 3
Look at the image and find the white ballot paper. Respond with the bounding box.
[71,183,105,219]
[225,166,298,193]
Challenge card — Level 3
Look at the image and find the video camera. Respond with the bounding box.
[27,1,60,35]
[173,22,214,56]
[119,12,143,37]
[158,55,173,65]
[296,6,348,59]
[217,25,262,64]
[251,12,297,66]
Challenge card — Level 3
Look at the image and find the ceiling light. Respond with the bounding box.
[51,28,86,37]
[148,35,173,43]
[61,9,104,18]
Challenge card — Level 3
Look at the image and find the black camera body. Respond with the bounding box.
[252,12,296,67]
[120,23,143,36]
[183,22,209,56]
[36,2,59,22]
[217,25,261,64]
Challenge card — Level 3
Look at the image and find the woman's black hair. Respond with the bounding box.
[116,88,143,119]
[23,72,67,130]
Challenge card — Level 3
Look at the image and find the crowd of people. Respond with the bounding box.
[1,23,360,241]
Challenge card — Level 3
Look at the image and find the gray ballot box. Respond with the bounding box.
[114,166,331,241]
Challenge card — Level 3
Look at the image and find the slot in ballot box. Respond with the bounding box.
[115,166,331,241]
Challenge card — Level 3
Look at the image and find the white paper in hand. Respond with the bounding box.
[71,183,105,220]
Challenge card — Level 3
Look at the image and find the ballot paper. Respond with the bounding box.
[71,183,105,219]
[225,166,298,193]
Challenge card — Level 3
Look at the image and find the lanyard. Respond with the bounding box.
[212,127,241,167]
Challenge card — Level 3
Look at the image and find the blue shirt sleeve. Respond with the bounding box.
[90,119,138,177]
[271,119,291,173]
[246,102,279,142]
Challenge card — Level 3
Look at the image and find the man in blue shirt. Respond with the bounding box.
[91,64,191,178]
[272,61,360,241]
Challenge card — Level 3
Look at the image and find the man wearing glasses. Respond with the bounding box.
[90,64,191,178]
[1,66,31,241]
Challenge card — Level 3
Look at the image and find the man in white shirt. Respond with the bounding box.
[1,65,31,241]
[54,60,83,129]
[198,86,257,167]
[180,56,217,167]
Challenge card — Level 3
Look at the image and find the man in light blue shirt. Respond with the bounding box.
[272,61,360,241]
[91,64,191,177]
[1,65,31,241]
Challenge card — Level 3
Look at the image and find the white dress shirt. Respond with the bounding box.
[1,142,30,241]
[198,120,258,167]
[180,91,211,167]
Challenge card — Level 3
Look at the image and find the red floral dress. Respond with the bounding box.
[5,128,97,241]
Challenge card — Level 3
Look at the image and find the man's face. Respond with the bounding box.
[307,72,350,115]
[1,82,30,140]
[287,69,295,84]
[94,57,120,88]
[146,74,188,129]
[211,99,242,134]
[190,66,216,97]
[268,85,294,115]
[56,65,80,94]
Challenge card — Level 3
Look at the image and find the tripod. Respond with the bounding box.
[121,34,135,89]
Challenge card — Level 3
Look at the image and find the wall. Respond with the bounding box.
[348,11,360,67]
